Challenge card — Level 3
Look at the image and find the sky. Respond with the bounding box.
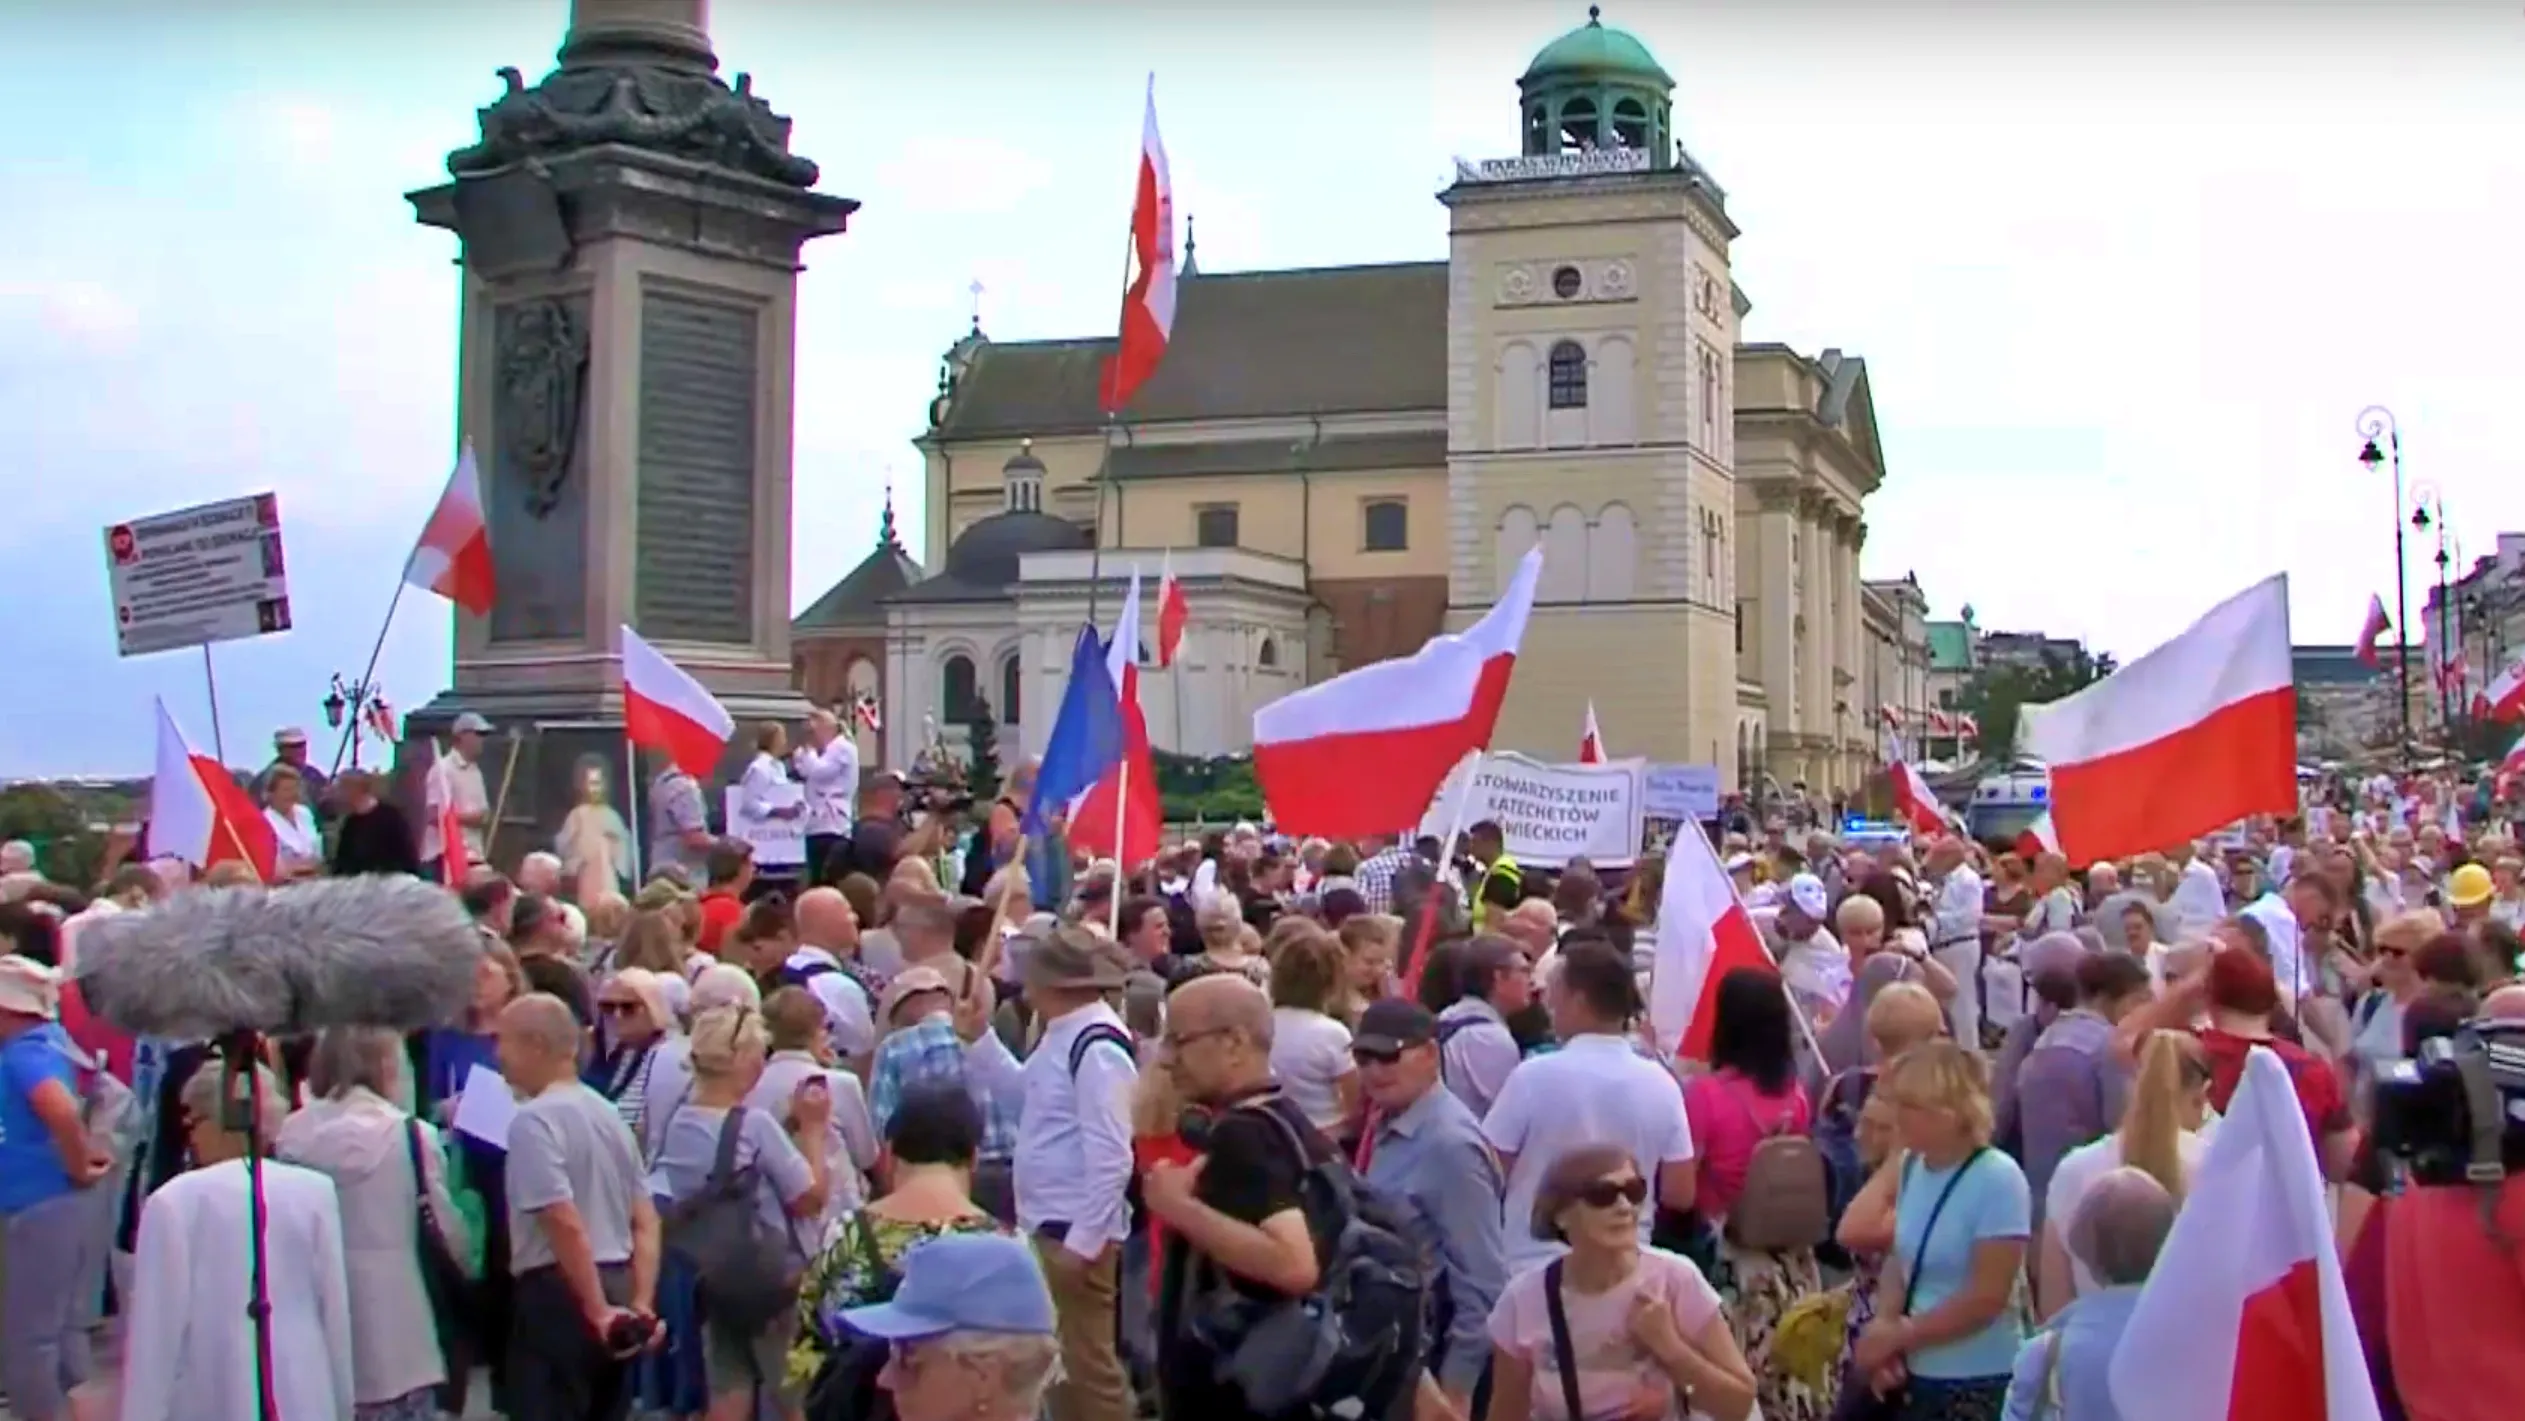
[5,1,2523,777]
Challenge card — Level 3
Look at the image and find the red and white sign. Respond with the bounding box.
[105,493,292,658]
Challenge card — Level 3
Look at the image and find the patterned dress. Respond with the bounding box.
[787,1210,1002,1390]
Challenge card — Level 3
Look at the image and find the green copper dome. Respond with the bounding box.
[1521,8,1673,90]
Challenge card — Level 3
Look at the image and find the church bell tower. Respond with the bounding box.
[1440,7,1747,776]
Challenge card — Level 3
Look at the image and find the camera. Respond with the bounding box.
[2369,1018,2525,1188]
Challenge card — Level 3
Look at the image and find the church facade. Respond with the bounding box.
[794,10,1913,797]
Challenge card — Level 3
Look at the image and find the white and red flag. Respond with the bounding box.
[2016,810,2061,861]
[1579,702,1606,763]
[1928,709,1953,735]
[148,698,275,882]
[621,626,735,778]
[2353,594,2391,669]
[1956,712,1980,741]
[1647,817,1775,1060]
[1879,704,1902,731]
[1890,760,1947,837]
[2496,739,2525,795]
[2108,1045,2381,1421]
[403,443,495,616]
[1071,569,1165,868]
[434,745,473,888]
[2021,574,2296,864]
[1098,78,1176,414]
[2480,650,2525,722]
[1155,550,1189,668]
[1254,546,1542,839]
[853,695,884,736]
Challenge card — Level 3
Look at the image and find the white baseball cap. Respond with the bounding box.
[1787,873,1830,920]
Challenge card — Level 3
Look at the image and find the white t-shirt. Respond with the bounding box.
[1268,1007,1355,1134]
[2045,1128,2209,1298]
[1482,1034,1696,1275]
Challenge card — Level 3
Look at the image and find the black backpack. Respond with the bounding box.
[660,1108,806,1334]
[1191,1097,1428,1420]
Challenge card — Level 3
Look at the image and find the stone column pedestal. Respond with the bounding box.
[400,0,855,858]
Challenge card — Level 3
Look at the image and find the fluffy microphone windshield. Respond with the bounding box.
[75,875,486,1040]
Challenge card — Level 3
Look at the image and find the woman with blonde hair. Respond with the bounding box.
[1846,1039,2030,1420]
[1187,895,1271,987]
[586,968,675,1139]
[1334,913,1400,1025]
[2033,1028,2211,1319]
[1265,918,1362,1139]
[651,1002,833,1421]
[611,909,696,1021]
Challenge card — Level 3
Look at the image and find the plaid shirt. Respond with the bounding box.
[868,1016,1018,1161]
[1356,844,1416,915]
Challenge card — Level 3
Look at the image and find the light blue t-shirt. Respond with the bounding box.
[646,1103,816,1260]
[1892,1146,2032,1380]
[0,1025,82,1215]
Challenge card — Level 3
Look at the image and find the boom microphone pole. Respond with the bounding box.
[76,875,484,1421]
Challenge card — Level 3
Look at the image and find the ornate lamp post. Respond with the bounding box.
[323,673,388,770]
[2357,407,2410,764]
[2410,489,2453,734]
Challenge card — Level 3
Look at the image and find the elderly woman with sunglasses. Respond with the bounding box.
[1483,1143,1757,1421]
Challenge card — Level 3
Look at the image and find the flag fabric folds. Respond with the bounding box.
[403,443,495,616]
[1647,817,1775,1060]
[2108,1045,2381,1421]
[2353,594,2391,669]
[621,626,735,778]
[2482,651,2525,722]
[149,698,275,882]
[2020,574,2296,864]
[1253,546,1543,839]
[1889,760,1946,836]
[1071,571,1165,867]
[1026,626,1126,838]
[1156,551,1188,668]
[1579,702,1606,763]
[1098,77,1176,414]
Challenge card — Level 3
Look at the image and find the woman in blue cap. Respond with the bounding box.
[842,1232,1061,1421]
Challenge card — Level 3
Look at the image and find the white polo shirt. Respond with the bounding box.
[1481,1033,1695,1275]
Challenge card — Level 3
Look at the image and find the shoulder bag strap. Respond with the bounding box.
[1898,1146,1985,1315]
[709,1104,749,1188]
[403,1120,447,1250]
[2036,1325,2067,1419]
[1544,1258,1589,1421]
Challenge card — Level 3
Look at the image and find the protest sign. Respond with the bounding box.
[1420,751,1644,866]
[724,782,808,868]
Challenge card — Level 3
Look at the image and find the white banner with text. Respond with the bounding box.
[1419,752,1645,866]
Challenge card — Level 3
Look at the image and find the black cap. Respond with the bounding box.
[1353,998,1438,1055]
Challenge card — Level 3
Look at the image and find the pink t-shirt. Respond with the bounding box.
[1487,1247,1722,1421]
[1682,1071,1810,1221]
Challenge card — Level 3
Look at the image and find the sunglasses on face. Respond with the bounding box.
[1575,1176,1649,1210]
[1352,1045,1403,1067]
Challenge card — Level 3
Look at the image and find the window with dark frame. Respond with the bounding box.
[1548,340,1588,409]
[1195,505,1239,548]
[942,654,978,723]
[1363,499,1408,552]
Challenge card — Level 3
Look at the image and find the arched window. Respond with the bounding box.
[941,654,978,723]
[1257,637,1280,670]
[1548,340,1588,410]
[1611,98,1648,149]
[998,654,1021,727]
[1523,102,1551,156]
[1556,97,1598,151]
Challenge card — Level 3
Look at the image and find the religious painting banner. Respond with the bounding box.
[1419,751,1645,867]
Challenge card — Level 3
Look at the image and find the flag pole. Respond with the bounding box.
[326,578,409,778]
[485,726,524,874]
[200,645,229,763]
[1087,113,1146,632]
[622,731,645,888]
[1399,749,1486,996]
[1108,757,1131,938]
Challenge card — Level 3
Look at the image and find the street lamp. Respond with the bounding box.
[2357,407,2410,764]
[323,673,387,771]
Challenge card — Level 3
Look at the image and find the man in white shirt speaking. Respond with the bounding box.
[1012,927,1141,1421]
[792,706,859,886]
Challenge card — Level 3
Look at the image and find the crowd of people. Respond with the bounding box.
[0,725,2518,1421]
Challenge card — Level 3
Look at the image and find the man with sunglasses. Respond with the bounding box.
[1356,999,1506,1420]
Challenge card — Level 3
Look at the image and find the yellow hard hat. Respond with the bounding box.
[2448,862,2496,909]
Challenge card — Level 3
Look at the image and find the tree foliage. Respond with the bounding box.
[0,784,107,887]
[1958,648,2118,758]
[963,697,1003,803]
[1150,751,1264,825]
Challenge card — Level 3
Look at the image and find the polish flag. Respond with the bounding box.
[2495,739,2525,795]
[403,443,495,616]
[1098,77,1176,414]
[1155,551,1189,668]
[1879,704,1902,731]
[1647,817,1776,1061]
[1929,709,1953,735]
[2352,594,2391,669]
[1255,546,1542,839]
[2481,651,2525,722]
[2020,575,2296,864]
[148,699,275,882]
[1071,570,1165,868]
[2016,810,2061,861]
[1579,702,1606,763]
[1890,760,1946,836]
[1957,713,1981,741]
[853,695,884,736]
[2108,1045,2381,1421]
[621,626,735,778]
